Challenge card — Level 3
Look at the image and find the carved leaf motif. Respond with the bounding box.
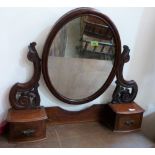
[112,45,138,103]
[9,43,41,109]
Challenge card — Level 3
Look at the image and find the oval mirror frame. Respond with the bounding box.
[42,7,121,105]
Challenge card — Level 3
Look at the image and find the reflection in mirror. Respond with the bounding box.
[48,15,116,100]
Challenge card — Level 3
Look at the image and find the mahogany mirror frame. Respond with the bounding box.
[9,7,138,110]
[42,7,121,105]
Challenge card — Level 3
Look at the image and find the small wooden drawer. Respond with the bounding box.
[7,107,47,143]
[9,120,46,142]
[115,113,143,131]
[102,103,144,132]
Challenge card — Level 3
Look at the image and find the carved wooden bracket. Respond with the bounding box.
[112,45,138,103]
[9,43,138,109]
[9,42,41,109]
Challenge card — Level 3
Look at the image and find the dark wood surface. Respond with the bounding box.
[7,107,47,143]
[0,121,7,135]
[102,103,144,132]
[46,104,105,124]
[115,113,143,132]
[7,108,47,123]
[42,7,121,105]
[1,122,153,148]
[109,102,144,114]
[8,121,46,143]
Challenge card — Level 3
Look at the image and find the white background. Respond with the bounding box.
[0,0,155,152]
[0,7,144,119]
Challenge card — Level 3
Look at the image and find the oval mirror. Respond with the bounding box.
[42,8,121,104]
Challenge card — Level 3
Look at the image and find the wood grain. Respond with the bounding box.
[7,107,47,123]
[102,103,144,132]
[45,104,105,124]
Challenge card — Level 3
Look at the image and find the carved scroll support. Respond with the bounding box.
[112,45,138,103]
[9,42,41,109]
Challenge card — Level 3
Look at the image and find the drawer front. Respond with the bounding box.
[115,114,143,131]
[9,120,46,142]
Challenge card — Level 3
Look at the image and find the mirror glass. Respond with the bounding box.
[47,15,116,100]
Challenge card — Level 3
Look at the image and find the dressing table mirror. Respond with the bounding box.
[7,8,144,142]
